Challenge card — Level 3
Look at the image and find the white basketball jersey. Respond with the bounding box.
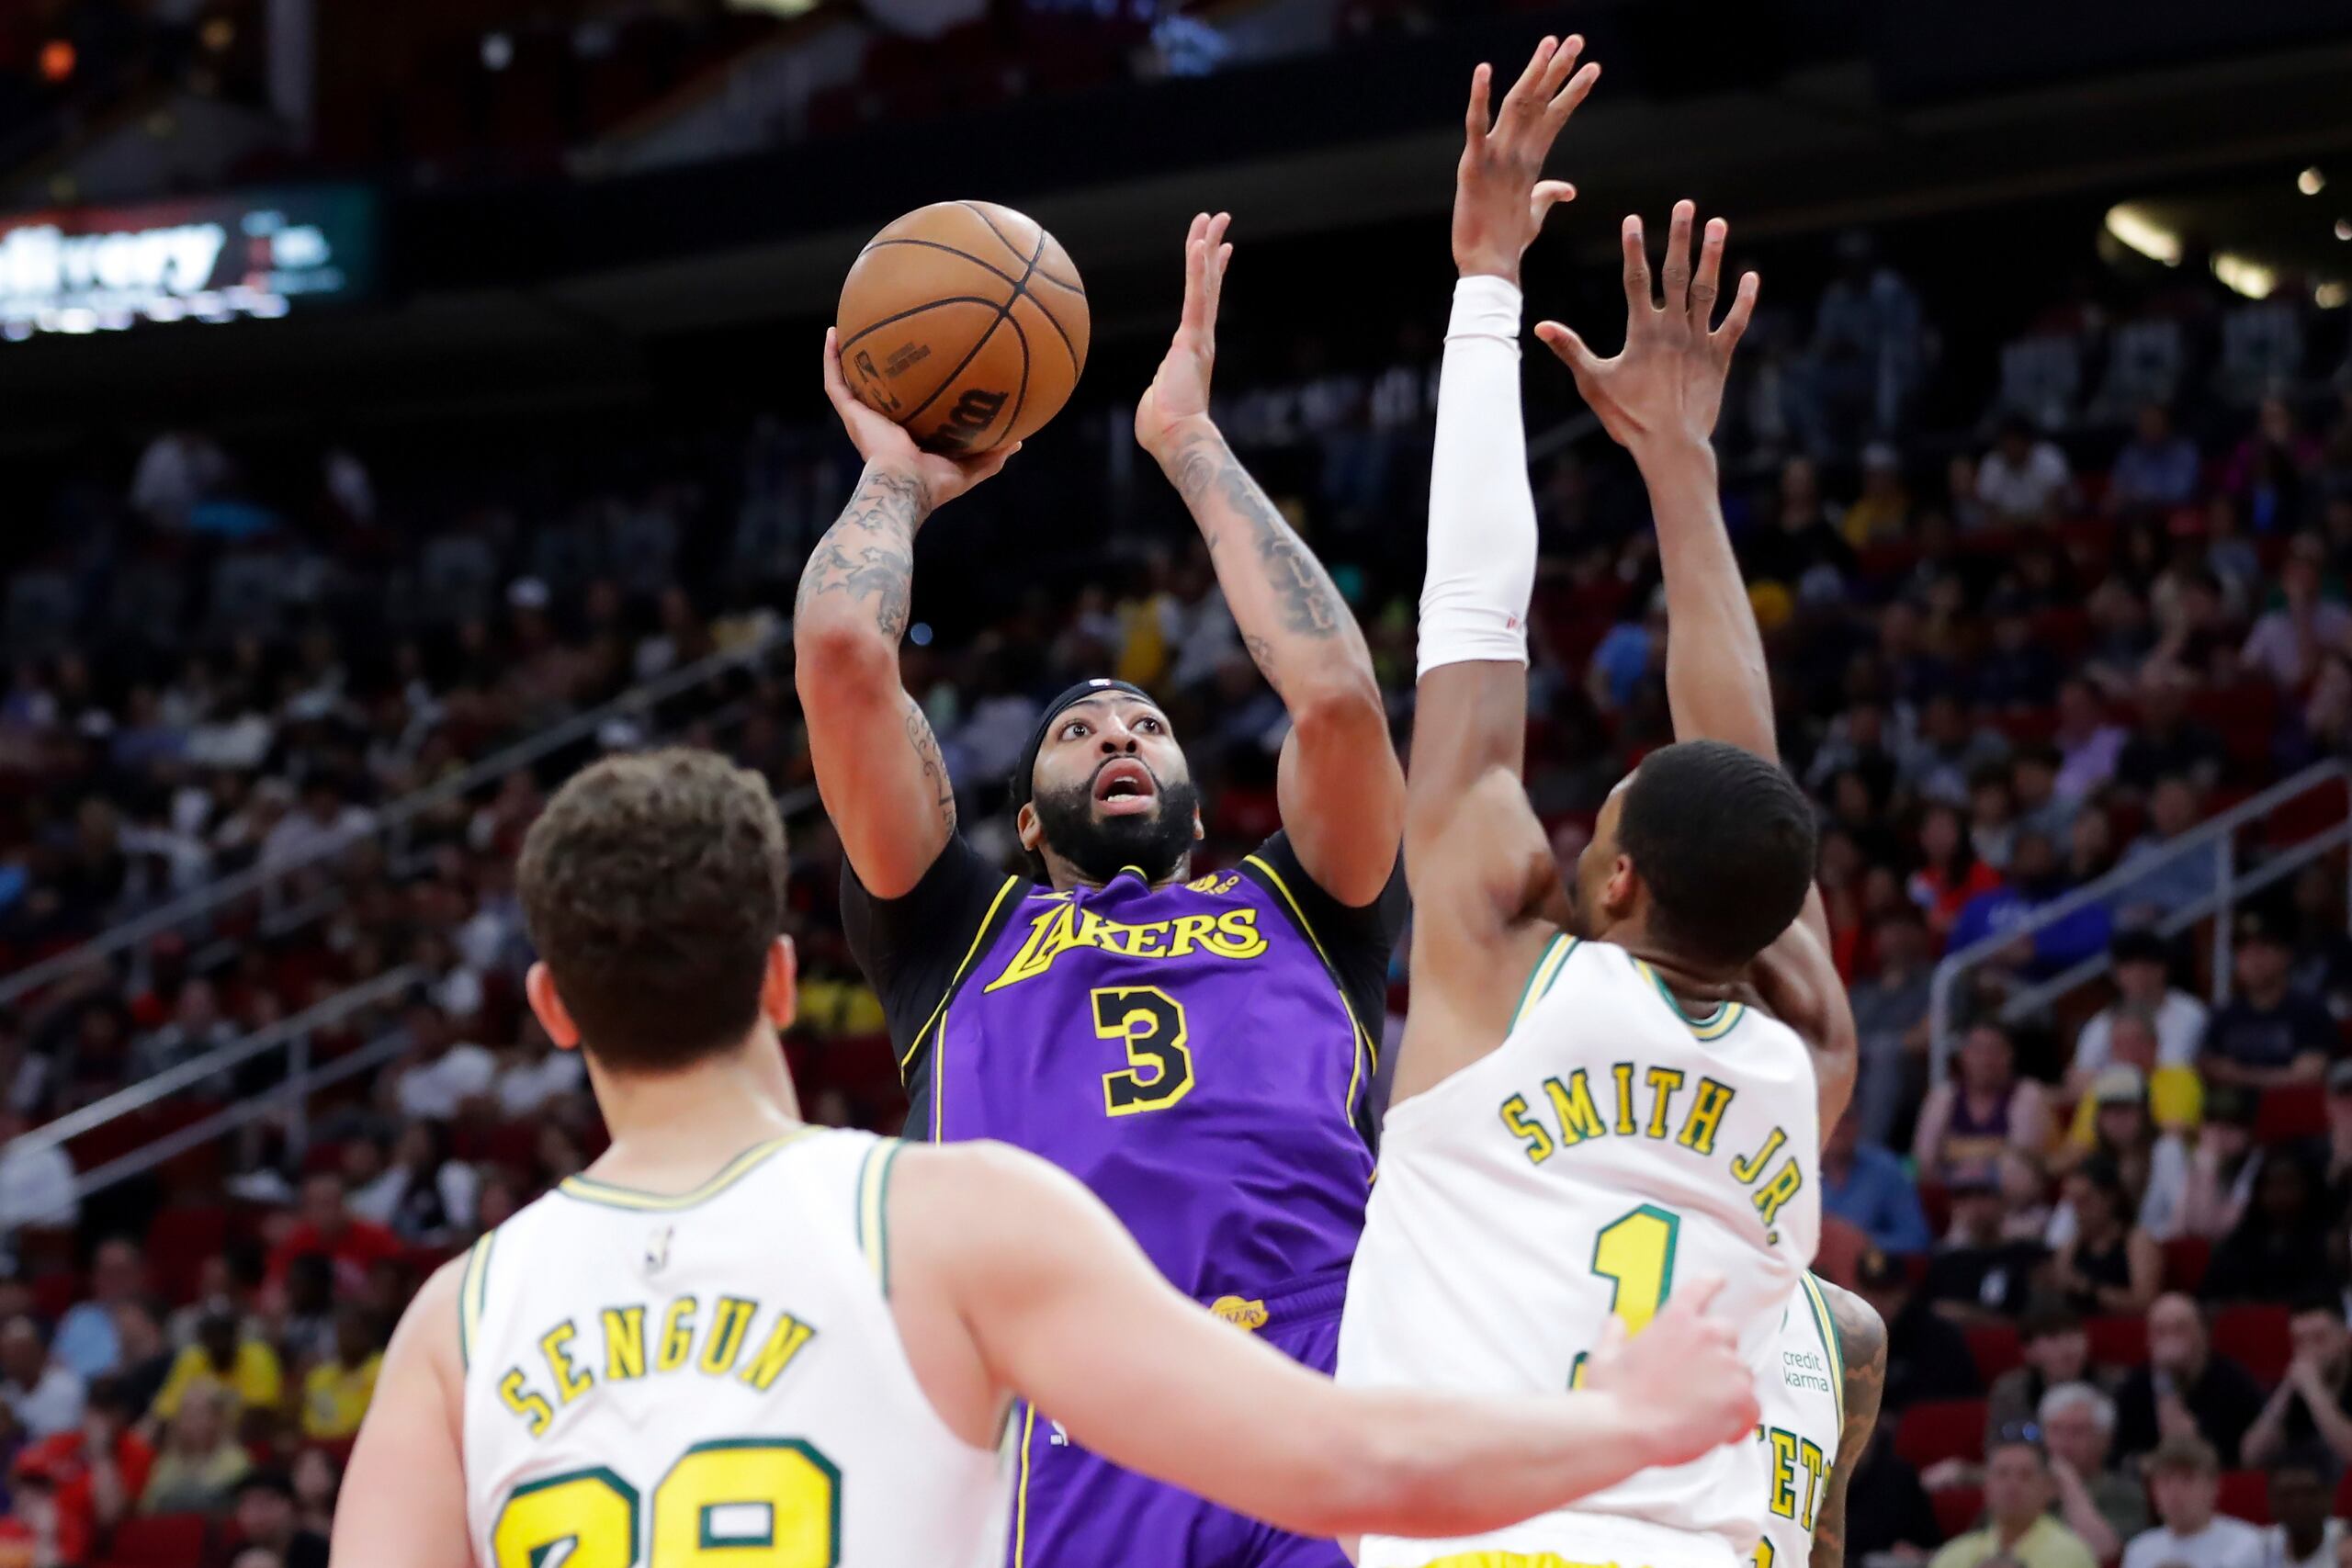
[1753,1275,1846,1568]
[1339,935,1820,1568]
[459,1127,1012,1568]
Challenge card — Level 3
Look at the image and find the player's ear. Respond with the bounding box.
[525,962,581,1052]
[762,936,798,1031]
[1016,801,1042,852]
[1191,800,1204,842]
[1603,852,1639,919]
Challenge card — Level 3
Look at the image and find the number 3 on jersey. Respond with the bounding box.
[1568,1205,1680,1389]
[1094,987,1194,1117]
[493,1438,838,1567]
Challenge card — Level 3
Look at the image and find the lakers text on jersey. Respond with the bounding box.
[1337,936,1822,1568]
[459,1127,1011,1568]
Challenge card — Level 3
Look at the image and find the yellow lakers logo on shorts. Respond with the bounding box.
[1208,1296,1269,1332]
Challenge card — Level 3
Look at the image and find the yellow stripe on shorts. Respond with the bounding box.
[1417,1554,1623,1568]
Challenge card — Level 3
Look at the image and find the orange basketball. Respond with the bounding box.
[835,201,1091,457]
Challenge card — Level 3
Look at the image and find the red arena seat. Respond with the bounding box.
[1896,1397,1989,1469]
[1964,1323,2024,1382]
[1930,1485,1984,1540]
[2212,1304,2292,1385]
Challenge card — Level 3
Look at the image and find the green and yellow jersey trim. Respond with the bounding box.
[1797,1271,1845,1433]
[854,1138,904,1296]
[1511,934,1579,1031]
[458,1230,496,1370]
[1242,852,1381,1124]
[1629,954,1746,1041]
[910,874,1026,1144]
[557,1128,818,1213]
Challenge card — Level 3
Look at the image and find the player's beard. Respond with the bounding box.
[1031,771,1202,887]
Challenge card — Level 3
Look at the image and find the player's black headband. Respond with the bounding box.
[1009,677,1158,809]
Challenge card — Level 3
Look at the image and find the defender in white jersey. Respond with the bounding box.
[332,750,1770,1568]
[1336,39,1859,1568]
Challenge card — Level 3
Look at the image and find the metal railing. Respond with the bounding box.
[1926,759,2352,1078]
[0,628,786,1009]
[5,967,422,1204]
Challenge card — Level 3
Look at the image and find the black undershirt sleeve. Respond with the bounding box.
[839,839,1026,1110]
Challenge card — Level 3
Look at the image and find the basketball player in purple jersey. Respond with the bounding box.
[797,216,1406,1568]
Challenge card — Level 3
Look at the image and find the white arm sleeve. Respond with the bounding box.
[1418,274,1538,678]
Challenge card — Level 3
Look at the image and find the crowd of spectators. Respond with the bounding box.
[0,209,2345,1564]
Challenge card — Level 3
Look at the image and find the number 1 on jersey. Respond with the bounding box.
[1568,1204,1681,1389]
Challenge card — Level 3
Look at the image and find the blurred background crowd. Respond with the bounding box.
[0,0,2349,1565]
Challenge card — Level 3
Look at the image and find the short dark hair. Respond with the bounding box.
[2020,1302,2082,1343]
[1618,740,1818,967]
[517,749,787,1073]
[2288,1289,2343,1323]
[2148,1433,2220,1478]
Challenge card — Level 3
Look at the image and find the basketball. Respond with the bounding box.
[835,200,1091,456]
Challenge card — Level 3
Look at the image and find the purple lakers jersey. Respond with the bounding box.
[842,832,1404,1303]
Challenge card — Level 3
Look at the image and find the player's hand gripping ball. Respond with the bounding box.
[835,201,1091,456]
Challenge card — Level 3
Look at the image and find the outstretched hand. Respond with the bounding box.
[1136,211,1232,461]
[1535,201,1758,460]
[820,327,1019,513]
[1453,35,1599,285]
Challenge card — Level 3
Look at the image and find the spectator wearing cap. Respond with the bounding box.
[1822,1105,1934,1256]
[0,1315,84,1439]
[1855,1244,1979,1412]
[231,1469,329,1568]
[2049,1066,2189,1242]
[1915,1021,2053,1186]
[2264,1458,2345,1568]
[2050,1156,2161,1314]
[1924,1166,2046,1323]
[1983,1305,2097,1438]
[2205,1147,2338,1305]
[2202,913,2339,1089]
[2244,1294,2352,1471]
[2123,1434,2266,1568]
[2041,1381,2148,1559]
[2108,404,2202,517]
[2115,1293,2267,1462]
[1928,1430,2098,1568]
[10,1376,152,1564]
[2069,931,2210,1101]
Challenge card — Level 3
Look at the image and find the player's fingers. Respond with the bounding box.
[1620,214,1653,312]
[1537,32,1583,100]
[1659,199,1695,318]
[1533,321,1602,381]
[1500,36,1555,120]
[1464,62,1492,143]
[1690,216,1727,332]
[1544,59,1600,132]
[1713,270,1761,355]
[1674,1274,1727,1315]
[820,328,858,412]
[1596,1314,1630,1357]
[1530,181,1577,230]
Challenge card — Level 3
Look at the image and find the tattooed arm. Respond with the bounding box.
[1136,215,1402,905]
[1810,1280,1888,1568]
[797,330,1016,898]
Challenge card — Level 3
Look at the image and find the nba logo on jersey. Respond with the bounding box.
[642,1224,672,1276]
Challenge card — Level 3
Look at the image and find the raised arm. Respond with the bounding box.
[901,1139,1759,1541]
[1135,216,1402,905]
[1810,1280,1889,1568]
[1538,206,1856,1128]
[794,333,1017,898]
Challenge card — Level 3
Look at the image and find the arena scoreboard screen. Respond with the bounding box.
[0,185,378,341]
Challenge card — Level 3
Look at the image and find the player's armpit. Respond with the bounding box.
[1810,1280,1888,1568]
[330,1259,471,1568]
